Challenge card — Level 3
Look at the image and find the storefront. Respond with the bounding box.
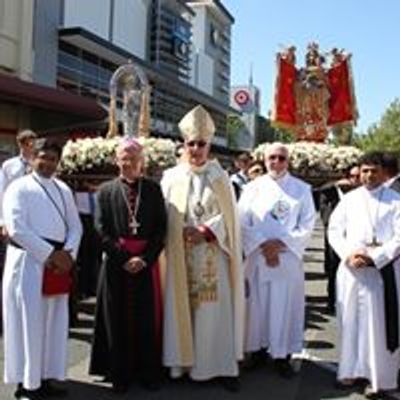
[0,72,107,162]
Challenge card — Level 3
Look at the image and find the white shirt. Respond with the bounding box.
[0,155,31,224]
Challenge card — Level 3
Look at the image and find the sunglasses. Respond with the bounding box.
[249,167,263,174]
[268,154,287,162]
[186,140,208,148]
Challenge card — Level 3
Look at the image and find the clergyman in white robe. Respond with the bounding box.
[239,172,315,359]
[161,106,244,388]
[328,183,400,392]
[2,171,82,391]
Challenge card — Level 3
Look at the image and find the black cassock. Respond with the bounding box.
[319,183,342,311]
[89,177,167,387]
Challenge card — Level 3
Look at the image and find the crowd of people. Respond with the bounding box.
[1,105,400,400]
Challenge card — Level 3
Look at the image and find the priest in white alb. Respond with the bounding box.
[328,151,400,398]
[238,142,315,378]
[162,105,244,392]
[2,139,82,400]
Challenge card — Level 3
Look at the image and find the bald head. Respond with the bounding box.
[116,137,143,158]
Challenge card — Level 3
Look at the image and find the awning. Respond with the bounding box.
[0,73,107,120]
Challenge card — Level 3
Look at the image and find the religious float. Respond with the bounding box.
[58,61,177,184]
[266,43,362,184]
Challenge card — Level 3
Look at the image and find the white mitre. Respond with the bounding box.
[178,105,216,142]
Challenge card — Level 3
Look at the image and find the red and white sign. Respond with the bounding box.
[234,89,250,106]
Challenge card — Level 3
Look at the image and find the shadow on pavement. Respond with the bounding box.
[304,340,334,350]
[306,295,328,304]
[305,271,326,280]
[62,358,356,400]
[294,360,367,400]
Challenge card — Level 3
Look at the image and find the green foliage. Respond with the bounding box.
[354,99,400,154]
[226,114,245,148]
[256,116,294,144]
[257,117,295,144]
[330,124,354,145]
[273,126,295,143]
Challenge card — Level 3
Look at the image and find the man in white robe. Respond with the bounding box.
[329,151,400,397]
[0,130,37,334]
[2,138,82,399]
[162,105,244,392]
[0,129,37,234]
[238,143,315,377]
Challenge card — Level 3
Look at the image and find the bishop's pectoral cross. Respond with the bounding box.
[131,216,140,235]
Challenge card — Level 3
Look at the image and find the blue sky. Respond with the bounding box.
[224,0,400,133]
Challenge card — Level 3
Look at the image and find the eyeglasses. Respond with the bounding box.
[186,140,207,148]
[268,154,287,162]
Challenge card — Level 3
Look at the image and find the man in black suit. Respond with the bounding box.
[319,165,360,313]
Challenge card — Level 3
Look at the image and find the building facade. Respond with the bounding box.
[57,0,237,145]
[0,0,35,155]
[187,0,233,105]
[230,83,261,149]
[0,0,107,160]
[0,0,237,154]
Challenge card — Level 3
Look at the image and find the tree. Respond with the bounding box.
[354,99,400,153]
[226,115,245,148]
[256,116,294,144]
[330,124,354,145]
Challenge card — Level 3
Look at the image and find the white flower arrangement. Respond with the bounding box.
[253,141,363,178]
[137,137,177,170]
[59,136,177,176]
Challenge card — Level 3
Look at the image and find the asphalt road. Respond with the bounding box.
[1,220,397,399]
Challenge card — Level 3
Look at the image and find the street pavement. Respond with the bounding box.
[0,219,398,399]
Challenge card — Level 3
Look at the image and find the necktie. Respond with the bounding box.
[22,159,30,175]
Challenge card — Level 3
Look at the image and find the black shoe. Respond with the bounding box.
[219,377,241,392]
[140,379,162,392]
[17,388,43,400]
[40,380,68,397]
[274,359,295,379]
[334,379,356,390]
[364,385,388,399]
[111,382,129,394]
[243,350,267,370]
[14,383,23,398]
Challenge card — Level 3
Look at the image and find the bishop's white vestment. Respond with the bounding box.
[161,160,244,381]
[238,173,315,358]
[2,172,82,390]
[328,185,400,391]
